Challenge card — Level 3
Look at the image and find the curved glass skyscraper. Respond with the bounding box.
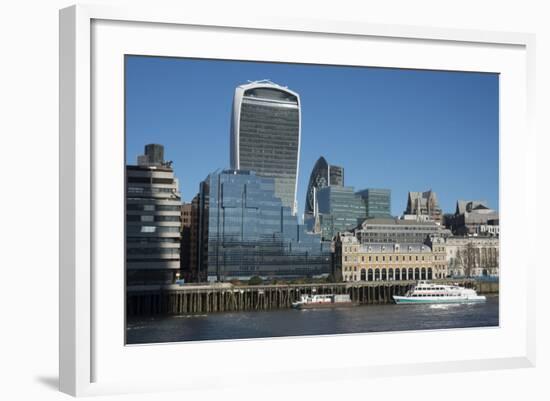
[230,80,300,215]
[304,156,345,217]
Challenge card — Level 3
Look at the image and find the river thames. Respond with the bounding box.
[126,294,498,344]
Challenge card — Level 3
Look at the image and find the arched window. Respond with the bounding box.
[368,269,373,281]
[360,269,366,281]
[375,269,380,281]
[414,268,420,280]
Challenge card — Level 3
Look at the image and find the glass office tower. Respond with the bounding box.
[316,186,367,241]
[198,170,331,282]
[356,188,392,218]
[230,80,300,215]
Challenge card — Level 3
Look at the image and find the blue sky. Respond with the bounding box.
[125,56,499,218]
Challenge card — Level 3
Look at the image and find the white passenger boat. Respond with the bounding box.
[292,294,357,309]
[393,281,486,304]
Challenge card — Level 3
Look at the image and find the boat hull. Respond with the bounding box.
[393,295,486,304]
[293,302,358,310]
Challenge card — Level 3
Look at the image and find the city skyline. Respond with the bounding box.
[125,56,499,218]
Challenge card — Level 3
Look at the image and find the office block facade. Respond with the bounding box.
[315,185,367,240]
[354,217,447,244]
[356,188,392,219]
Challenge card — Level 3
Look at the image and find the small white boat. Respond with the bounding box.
[393,281,486,304]
[292,294,357,309]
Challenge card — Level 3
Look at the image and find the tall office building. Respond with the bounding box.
[126,144,182,285]
[196,170,331,282]
[230,80,301,214]
[304,156,345,218]
[356,188,392,219]
[315,185,367,241]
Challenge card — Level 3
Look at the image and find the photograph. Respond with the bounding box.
[124,55,500,344]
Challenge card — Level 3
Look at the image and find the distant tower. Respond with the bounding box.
[138,143,165,166]
[230,80,300,214]
[404,190,443,224]
[304,156,344,225]
[356,188,392,219]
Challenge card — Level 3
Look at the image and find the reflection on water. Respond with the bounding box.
[126,295,499,344]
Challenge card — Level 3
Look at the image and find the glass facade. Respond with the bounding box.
[316,186,367,241]
[231,82,300,214]
[199,170,331,281]
[356,188,392,218]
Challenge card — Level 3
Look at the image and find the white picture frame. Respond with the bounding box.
[59,4,536,397]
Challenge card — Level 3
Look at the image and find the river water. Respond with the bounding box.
[126,294,499,344]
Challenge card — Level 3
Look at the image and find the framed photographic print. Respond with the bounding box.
[59,4,536,397]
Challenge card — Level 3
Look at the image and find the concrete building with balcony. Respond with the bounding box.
[126,144,182,285]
